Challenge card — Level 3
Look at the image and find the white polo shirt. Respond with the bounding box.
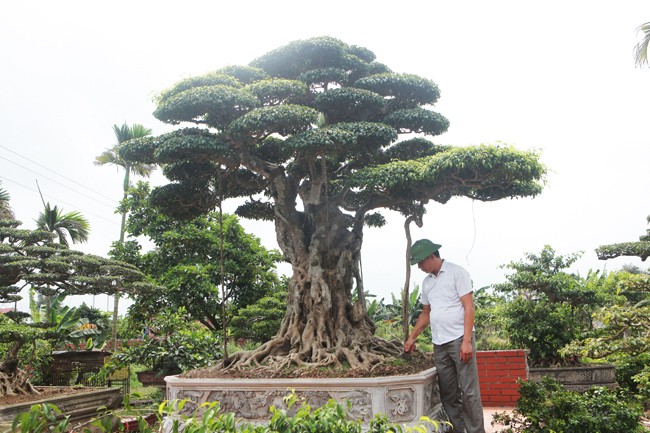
[420,260,474,345]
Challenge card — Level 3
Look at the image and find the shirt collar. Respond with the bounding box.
[429,259,446,278]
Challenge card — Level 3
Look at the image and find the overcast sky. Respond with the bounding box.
[2,1,649,314]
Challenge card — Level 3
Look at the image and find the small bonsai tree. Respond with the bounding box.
[563,218,650,405]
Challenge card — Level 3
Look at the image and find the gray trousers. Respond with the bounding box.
[433,334,485,433]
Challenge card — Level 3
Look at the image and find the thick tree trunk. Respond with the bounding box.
[0,342,39,397]
[224,202,402,370]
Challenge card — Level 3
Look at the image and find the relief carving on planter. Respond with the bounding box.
[205,390,271,419]
[424,380,433,412]
[203,390,328,419]
[330,390,373,421]
[174,390,205,415]
[425,379,441,411]
[386,387,415,422]
[200,389,372,421]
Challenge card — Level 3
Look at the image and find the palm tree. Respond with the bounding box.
[0,182,17,299]
[35,187,90,318]
[35,201,90,247]
[634,22,650,68]
[94,123,155,345]
[0,181,13,220]
[95,124,156,243]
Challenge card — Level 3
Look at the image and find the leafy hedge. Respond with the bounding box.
[13,393,447,433]
[492,377,644,433]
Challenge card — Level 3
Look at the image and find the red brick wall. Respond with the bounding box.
[477,350,528,407]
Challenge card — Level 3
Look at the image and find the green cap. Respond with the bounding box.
[410,239,441,265]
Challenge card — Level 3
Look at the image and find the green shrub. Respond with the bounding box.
[613,352,650,395]
[12,404,70,433]
[14,393,447,433]
[113,308,220,375]
[492,377,644,433]
[474,287,513,351]
[494,246,608,366]
[503,298,581,365]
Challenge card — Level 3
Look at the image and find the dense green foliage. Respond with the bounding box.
[117,36,546,368]
[562,270,650,406]
[0,187,155,395]
[596,241,650,261]
[230,282,288,344]
[493,246,608,366]
[114,308,219,374]
[473,287,511,350]
[596,214,650,261]
[113,182,283,337]
[492,377,644,433]
[13,393,445,433]
[565,219,650,406]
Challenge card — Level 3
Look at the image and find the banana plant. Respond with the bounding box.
[30,293,100,349]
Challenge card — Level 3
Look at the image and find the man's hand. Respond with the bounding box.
[404,305,430,354]
[404,338,417,354]
[460,339,472,363]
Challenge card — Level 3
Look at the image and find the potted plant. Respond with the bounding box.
[113,308,220,388]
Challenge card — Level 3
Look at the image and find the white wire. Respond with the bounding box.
[465,199,477,269]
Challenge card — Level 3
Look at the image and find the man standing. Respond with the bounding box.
[404,239,485,433]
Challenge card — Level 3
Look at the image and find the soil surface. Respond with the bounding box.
[182,351,434,379]
[0,386,82,407]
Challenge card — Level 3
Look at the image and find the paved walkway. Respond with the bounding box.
[483,408,513,433]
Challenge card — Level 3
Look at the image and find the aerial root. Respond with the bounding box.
[371,337,404,357]
[0,369,40,398]
[221,335,406,373]
[225,337,288,370]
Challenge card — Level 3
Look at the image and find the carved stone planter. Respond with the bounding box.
[0,387,122,432]
[528,364,618,391]
[165,367,444,426]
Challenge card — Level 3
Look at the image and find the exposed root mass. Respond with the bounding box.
[182,336,422,379]
[0,368,40,397]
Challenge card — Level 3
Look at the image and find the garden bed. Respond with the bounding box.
[0,386,122,427]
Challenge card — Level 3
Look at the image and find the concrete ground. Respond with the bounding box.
[483,408,513,433]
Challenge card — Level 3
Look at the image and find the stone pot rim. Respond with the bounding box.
[165,366,437,388]
[529,364,615,373]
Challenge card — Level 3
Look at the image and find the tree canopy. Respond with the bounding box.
[0,190,156,396]
[634,22,650,68]
[595,215,650,261]
[119,36,546,371]
[114,181,283,337]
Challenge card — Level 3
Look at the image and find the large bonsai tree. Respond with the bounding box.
[120,36,546,371]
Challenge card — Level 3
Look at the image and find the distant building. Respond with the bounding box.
[0,307,15,314]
